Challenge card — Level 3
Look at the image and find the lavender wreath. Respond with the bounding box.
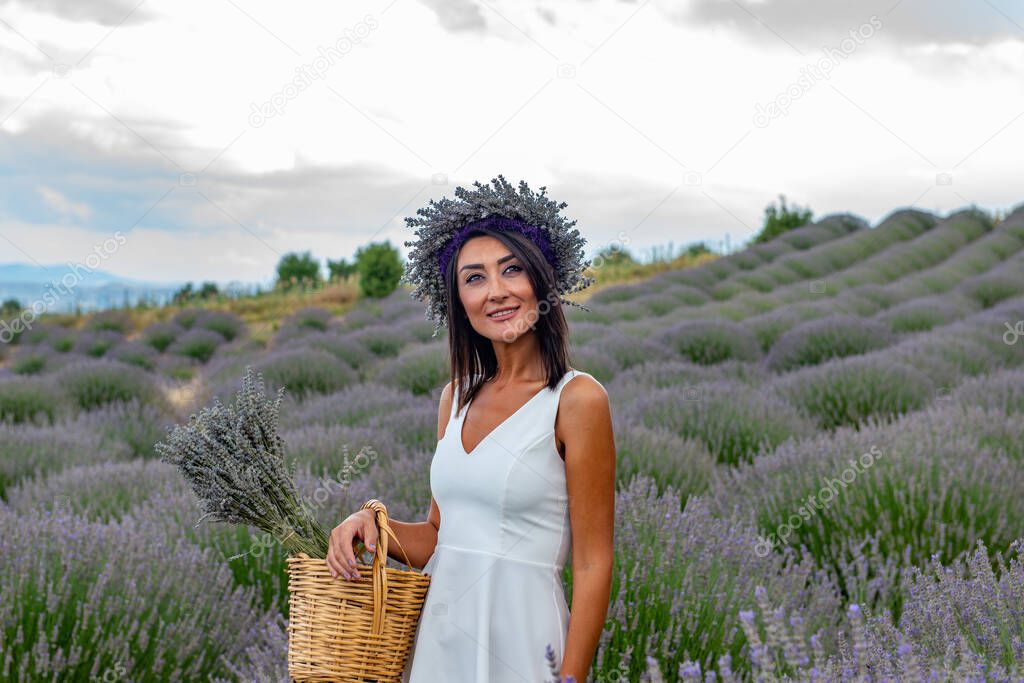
[400,175,595,338]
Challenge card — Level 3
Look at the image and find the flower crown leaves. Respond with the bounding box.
[400,175,595,338]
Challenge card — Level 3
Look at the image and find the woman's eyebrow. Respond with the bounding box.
[459,253,516,273]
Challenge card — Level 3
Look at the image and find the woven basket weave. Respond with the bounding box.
[286,499,431,682]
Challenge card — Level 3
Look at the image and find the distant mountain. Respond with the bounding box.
[0,263,264,314]
[0,263,164,287]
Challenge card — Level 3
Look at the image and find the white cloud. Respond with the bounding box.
[0,0,1022,283]
[36,185,92,221]
[674,0,1024,47]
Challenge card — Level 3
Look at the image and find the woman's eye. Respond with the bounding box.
[465,264,521,284]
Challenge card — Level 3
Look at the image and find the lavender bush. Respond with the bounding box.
[631,380,816,466]
[765,315,893,373]
[282,381,429,429]
[774,355,935,430]
[193,309,246,342]
[8,350,47,375]
[280,423,404,475]
[953,368,1024,414]
[72,329,123,358]
[679,539,1024,681]
[171,306,204,329]
[0,423,132,499]
[366,402,439,452]
[108,340,160,370]
[592,477,843,681]
[0,375,61,425]
[655,320,762,366]
[0,506,272,682]
[44,327,76,353]
[873,292,978,333]
[167,327,225,363]
[579,328,675,372]
[342,323,409,358]
[712,401,1024,618]
[567,346,624,383]
[297,330,375,371]
[661,284,711,306]
[961,271,1024,308]
[141,320,185,352]
[611,420,715,503]
[53,358,163,413]
[367,342,450,396]
[251,347,358,400]
[5,459,180,521]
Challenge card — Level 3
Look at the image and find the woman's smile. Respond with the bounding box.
[486,305,520,321]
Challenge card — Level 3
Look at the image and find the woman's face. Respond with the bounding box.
[455,235,538,343]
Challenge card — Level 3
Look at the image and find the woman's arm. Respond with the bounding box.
[385,502,440,569]
[557,376,616,682]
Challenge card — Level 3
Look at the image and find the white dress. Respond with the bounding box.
[402,368,590,683]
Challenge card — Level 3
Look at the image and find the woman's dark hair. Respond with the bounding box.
[444,225,572,415]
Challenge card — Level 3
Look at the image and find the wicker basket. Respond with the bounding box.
[286,499,431,682]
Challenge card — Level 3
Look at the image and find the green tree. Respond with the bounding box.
[594,244,635,268]
[171,281,221,305]
[276,251,322,291]
[355,241,403,298]
[172,283,194,305]
[326,257,357,282]
[1,298,22,316]
[754,194,813,244]
[685,242,712,257]
[198,281,220,299]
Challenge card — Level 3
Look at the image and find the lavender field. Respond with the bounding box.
[3,203,1024,681]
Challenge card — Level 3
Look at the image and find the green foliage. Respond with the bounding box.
[658,320,762,365]
[0,378,58,425]
[326,257,357,282]
[1,298,22,316]
[754,194,813,244]
[637,382,814,466]
[86,311,133,334]
[11,353,47,375]
[369,344,449,396]
[779,358,935,430]
[57,361,161,412]
[255,350,358,401]
[686,242,712,257]
[197,311,245,342]
[593,243,635,268]
[142,325,179,352]
[276,252,322,291]
[961,275,1022,309]
[170,331,222,363]
[355,241,403,298]
[172,281,221,305]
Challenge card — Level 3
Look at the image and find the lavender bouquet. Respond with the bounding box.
[156,365,331,558]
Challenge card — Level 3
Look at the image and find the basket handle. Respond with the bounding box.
[359,499,416,571]
[358,499,420,635]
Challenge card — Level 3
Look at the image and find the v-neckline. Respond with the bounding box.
[458,376,557,457]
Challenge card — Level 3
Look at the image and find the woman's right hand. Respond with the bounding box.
[326,508,379,580]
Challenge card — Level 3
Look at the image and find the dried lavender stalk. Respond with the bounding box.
[156,365,330,558]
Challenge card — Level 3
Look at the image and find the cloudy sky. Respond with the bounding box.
[1,0,1022,285]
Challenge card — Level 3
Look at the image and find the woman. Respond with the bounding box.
[326,176,616,683]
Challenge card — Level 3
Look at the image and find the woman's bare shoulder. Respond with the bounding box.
[437,379,454,441]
